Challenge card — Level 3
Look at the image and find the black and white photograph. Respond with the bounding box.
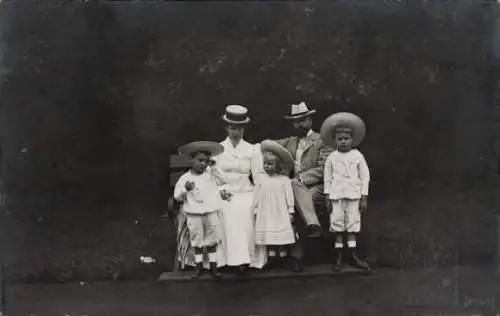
[0,0,498,315]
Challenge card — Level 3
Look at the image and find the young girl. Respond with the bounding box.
[320,112,370,272]
[253,140,296,267]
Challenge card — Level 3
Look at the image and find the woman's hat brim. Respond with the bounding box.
[320,112,366,147]
[284,110,316,120]
[222,115,250,124]
[179,141,224,157]
[260,140,295,170]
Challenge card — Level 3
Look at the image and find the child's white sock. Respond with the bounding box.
[194,254,203,263]
[279,250,287,258]
[269,249,276,257]
[335,234,344,248]
[208,252,217,263]
[347,234,356,248]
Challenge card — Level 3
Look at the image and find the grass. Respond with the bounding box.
[6,215,177,284]
[2,183,495,284]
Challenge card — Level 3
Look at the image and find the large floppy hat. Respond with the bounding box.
[284,101,317,120]
[222,105,251,124]
[320,112,366,148]
[260,139,295,171]
[178,141,224,157]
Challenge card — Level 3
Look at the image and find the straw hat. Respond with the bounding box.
[284,102,316,120]
[222,105,250,124]
[260,139,295,171]
[320,112,366,147]
[178,141,224,157]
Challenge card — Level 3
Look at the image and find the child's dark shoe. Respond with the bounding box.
[288,258,303,273]
[192,264,204,279]
[209,262,222,280]
[331,249,342,272]
[348,249,370,271]
[264,256,279,270]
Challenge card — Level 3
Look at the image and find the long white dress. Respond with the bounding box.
[253,174,296,246]
[213,138,267,268]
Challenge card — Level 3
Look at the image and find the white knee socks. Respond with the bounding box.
[335,234,344,249]
[208,252,217,263]
[194,254,203,263]
[347,234,356,248]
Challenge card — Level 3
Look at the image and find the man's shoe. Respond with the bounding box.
[307,225,322,238]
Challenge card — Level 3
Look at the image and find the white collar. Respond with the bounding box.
[223,137,247,150]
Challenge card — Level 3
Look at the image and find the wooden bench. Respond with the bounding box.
[163,153,191,219]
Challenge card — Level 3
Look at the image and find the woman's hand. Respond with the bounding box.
[289,213,295,223]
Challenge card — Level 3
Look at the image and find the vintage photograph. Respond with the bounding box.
[0,0,498,315]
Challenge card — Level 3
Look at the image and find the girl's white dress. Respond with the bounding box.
[253,174,296,246]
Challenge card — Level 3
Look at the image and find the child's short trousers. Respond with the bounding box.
[329,199,360,233]
[185,211,219,248]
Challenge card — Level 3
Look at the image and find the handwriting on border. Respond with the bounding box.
[463,295,496,311]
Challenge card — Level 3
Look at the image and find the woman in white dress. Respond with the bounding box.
[213,105,267,276]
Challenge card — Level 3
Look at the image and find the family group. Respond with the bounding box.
[172,102,371,280]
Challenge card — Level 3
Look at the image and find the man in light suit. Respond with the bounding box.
[277,102,332,236]
[274,102,333,271]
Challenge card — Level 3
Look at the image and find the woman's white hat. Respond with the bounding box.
[222,105,251,124]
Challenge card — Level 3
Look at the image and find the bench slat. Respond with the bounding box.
[170,171,186,187]
[170,154,190,169]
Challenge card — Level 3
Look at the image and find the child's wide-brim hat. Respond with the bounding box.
[222,105,251,124]
[320,112,366,147]
[260,139,295,171]
[178,141,224,157]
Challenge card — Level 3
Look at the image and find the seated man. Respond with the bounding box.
[273,102,333,272]
[276,102,333,238]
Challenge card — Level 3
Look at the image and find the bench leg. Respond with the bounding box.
[0,264,6,316]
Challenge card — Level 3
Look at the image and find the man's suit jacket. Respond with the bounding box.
[275,131,333,188]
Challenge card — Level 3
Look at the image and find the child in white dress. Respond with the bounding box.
[320,113,370,272]
[253,140,296,267]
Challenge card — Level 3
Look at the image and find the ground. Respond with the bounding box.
[6,265,500,316]
[3,185,494,283]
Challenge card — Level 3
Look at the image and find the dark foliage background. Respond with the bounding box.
[0,1,497,281]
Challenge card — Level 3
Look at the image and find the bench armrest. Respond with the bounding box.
[166,196,182,219]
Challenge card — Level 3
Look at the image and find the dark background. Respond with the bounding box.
[0,0,497,281]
